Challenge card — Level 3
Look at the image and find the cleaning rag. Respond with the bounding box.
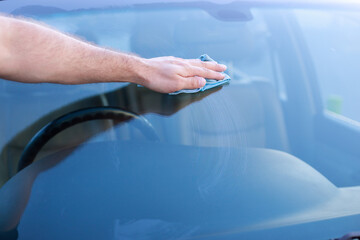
[169,54,231,95]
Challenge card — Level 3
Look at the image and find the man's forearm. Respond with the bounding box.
[0,16,227,93]
[0,16,143,85]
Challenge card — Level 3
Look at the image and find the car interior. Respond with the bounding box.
[1,3,360,239]
[1,5,360,187]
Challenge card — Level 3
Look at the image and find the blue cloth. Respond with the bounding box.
[169,54,231,95]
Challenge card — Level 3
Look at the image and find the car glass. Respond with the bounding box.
[296,9,360,123]
[0,7,277,180]
[0,3,360,239]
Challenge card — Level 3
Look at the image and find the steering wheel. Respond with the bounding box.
[17,107,159,172]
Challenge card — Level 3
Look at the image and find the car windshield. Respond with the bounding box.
[1,2,360,239]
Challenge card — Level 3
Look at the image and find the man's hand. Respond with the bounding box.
[137,57,227,93]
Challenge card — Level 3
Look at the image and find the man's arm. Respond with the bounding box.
[0,16,226,93]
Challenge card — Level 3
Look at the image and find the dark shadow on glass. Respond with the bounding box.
[0,83,221,184]
[17,106,160,171]
[0,83,221,235]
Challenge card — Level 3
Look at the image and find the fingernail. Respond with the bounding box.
[220,64,227,70]
[199,77,206,87]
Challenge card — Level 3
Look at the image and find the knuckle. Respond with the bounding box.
[183,63,193,72]
[203,68,211,76]
[195,77,206,88]
[191,77,199,88]
[178,61,188,67]
[198,78,205,88]
[174,59,187,66]
[188,59,203,67]
[206,62,217,70]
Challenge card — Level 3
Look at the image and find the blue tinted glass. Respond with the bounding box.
[296,9,360,122]
[0,4,360,240]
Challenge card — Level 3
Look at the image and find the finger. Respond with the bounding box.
[180,76,206,89]
[187,59,227,72]
[183,66,225,80]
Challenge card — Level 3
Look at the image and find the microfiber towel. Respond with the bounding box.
[169,54,231,95]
